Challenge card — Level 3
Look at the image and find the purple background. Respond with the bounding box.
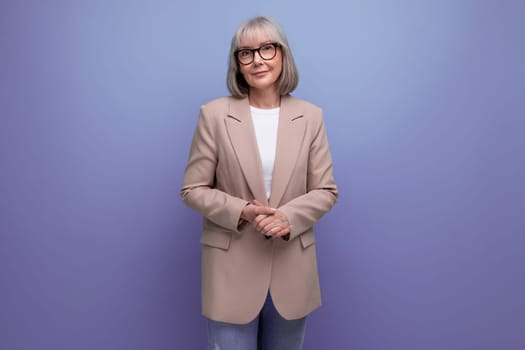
[1,1,524,349]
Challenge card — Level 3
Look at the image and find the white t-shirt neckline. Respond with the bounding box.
[249,106,280,199]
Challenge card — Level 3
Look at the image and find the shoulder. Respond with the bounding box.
[283,95,323,116]
[286,95,321,109]
[201,96,238,112]
[284,95,323,123]
[196,97,237,128]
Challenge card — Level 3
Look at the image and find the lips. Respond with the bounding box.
[253,70,268,77]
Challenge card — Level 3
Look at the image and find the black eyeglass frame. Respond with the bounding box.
[235,42,281,65]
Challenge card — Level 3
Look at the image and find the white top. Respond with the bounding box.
[250,106,279,199]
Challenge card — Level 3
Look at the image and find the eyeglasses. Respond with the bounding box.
[235,42,281,65]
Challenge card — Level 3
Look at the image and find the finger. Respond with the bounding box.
[254,214,270,227]
[260,226,278,237]
[273,224,293,237]
[252,199,264,206]
[252,214,271,227]
[273,228,290,238]
[258,216,286,233]
[261,222,280,236]
[255,216,274,232]
[255,206,276,216]
[256,217,273,232]
[254,213,270,221]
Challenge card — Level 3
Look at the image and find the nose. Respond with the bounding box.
[253,50,264,64]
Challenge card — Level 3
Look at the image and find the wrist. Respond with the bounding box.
[240,203,252,222]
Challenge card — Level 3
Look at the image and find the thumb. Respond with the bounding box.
[252,199,264,206]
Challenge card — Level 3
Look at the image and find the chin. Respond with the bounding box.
[252,80,277,90]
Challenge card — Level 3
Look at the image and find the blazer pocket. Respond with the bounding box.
[299,230,316,249]
[200,229,232,250]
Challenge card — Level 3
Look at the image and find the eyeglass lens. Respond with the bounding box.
[237,44,277,64]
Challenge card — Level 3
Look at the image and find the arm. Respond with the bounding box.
[180,106,275,232]
[180,106,248,232]
[278,114,338,241]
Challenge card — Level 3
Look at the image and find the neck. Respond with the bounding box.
[248,89,280,109]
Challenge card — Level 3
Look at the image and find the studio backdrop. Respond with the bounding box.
[1,1,524,349]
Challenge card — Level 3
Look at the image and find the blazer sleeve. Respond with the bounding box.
[278,112,338,241]
[180,105,249,232]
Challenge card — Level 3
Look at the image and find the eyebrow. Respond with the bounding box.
[237,40,274,50]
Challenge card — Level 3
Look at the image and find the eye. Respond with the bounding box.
[261,44,275,52]
[238,49,251,58]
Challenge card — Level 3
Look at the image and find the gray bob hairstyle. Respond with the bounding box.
[227,16,299,98]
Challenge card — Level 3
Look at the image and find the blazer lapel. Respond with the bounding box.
[225,98,268,205]
[269,96,306,208]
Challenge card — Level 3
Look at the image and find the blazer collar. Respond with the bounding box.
[228,95,302,122]
[226,95,306,207]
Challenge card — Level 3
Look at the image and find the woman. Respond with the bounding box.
[181,16,338,349]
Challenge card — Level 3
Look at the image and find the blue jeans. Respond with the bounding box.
[207,293,307,350]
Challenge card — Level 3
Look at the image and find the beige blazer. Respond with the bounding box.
[180,95,338,324]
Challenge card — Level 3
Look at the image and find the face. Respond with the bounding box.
[237,30,283,94]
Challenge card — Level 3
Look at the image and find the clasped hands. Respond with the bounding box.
[240,200,293,238]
